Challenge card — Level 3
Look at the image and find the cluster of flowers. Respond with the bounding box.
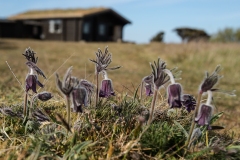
[8,47,233,144]
[55,66,94,113]
[140,58,235,148]
[23,48,53,118]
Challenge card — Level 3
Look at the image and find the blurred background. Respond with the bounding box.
[1,0,240,44]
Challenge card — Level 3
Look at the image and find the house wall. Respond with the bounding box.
[64,19,76,41]
[63,19,83,41]
[41,20,64,41]
[81,12,126,42]
[0,21,25,38]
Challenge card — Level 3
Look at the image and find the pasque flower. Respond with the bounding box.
[22,47,38,64]
[89,47,120,107]
[142,75,154,96]
[55,66,73,96]
[167,83,183,108]
[37,91,53,101]
[89,47,121,73]
[147,58,174,124]
[195,91,213,128]
[99,71,115,98]
[200,65,222,93]
[150,58,170,89]
[182,94,196,112]
[195,104,213,128]
[25,61,46,93]
[70,86,88,113]
[163,69,183,108]
[23,47,46,117]
[79,79,95,102]
[55,66,74,126]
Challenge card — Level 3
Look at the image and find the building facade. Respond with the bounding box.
[0,8,131,42]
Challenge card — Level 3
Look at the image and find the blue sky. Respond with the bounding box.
[0,0,240,43]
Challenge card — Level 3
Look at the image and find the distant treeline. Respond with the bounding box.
[210,28,240,42]
[150,27,240,43]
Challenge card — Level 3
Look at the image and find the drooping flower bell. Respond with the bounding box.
[25,70,44,93]
[67,77,89,113]
[142,74,154,96]
[195,104,213,127]
[195,91,213,129]
[164,69,183,108]
[99,71,115,98]
[182,94,196,113]
[25,58,46,93]
[70,86,88,113]
[167,83,183,108]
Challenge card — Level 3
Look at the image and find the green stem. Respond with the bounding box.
[23,92,28,117]
[147,89,158,125]
[186,91,203,148]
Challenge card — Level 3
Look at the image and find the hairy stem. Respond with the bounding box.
[66,96,71,127]
[186,91,203,148]
[147,89,158,125]
[163,69,175,84]
[23,93,28,117]
[139,81,144,102]
[95,72,99,107]
[206,90,212,105]
[29,96,35,118]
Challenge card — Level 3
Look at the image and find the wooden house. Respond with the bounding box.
[0,8,131,42]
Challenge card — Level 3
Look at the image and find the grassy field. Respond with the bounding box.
[0,39,239,131]
[0,38,240,159]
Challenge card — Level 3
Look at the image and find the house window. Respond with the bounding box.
[49,20,62,34]
[98,24,105,36]
[83,22,90,34]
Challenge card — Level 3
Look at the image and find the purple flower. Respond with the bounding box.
[145,83,153,96]
[182,94,196,112]
[70,87,88,113]
[26,74,44,93]
[167,83,182,108]
[37,91,53,101]
[142,75,154,96]
[99,79,115,98]
[195,104,213,127]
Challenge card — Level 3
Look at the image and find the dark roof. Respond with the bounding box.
[8,8,131,24]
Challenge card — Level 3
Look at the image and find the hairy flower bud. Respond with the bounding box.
[200,65,222,93]
[37,91,53,101]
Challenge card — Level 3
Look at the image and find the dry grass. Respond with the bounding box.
[0,38,239,134]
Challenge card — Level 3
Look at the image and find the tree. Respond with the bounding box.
[174,28,210,43]
[150,31,164,42]
[211,27,240,42]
